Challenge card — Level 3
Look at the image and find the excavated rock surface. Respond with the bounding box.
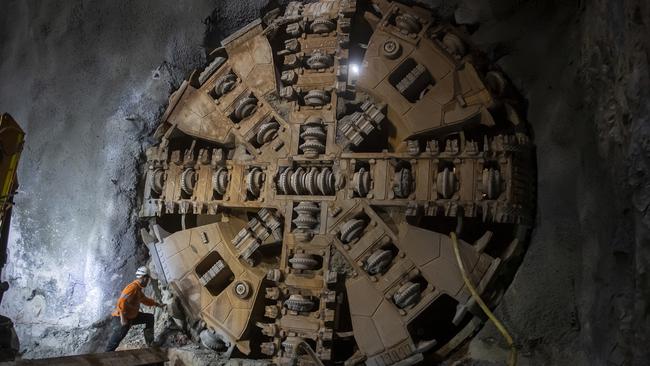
[0,0,648,364]
[0,0,270,357]
[442,1,650,365]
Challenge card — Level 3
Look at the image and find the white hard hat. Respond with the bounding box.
[135,266,150,278]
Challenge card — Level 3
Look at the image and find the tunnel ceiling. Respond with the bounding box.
[138,0,536,364]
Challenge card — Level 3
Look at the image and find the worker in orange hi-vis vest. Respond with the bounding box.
[105,266,163,351]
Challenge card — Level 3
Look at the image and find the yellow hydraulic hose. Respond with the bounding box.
[450,231,517,366]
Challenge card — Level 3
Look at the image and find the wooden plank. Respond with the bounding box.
[1,348,168,366]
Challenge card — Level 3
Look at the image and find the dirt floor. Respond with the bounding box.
[0,0,648,365]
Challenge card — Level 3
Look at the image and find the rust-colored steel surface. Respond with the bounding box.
[139,1,536,365]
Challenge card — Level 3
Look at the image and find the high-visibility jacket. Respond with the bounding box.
[111,279,157,319]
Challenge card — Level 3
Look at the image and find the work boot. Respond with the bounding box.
[153,322,174,348]
[144,328,154,347]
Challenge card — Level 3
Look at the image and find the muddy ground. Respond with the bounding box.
[0,0,648,364]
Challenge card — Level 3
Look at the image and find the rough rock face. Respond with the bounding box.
[0,0,270,357]
[577,1,650,364]
[0,0,648,365]
[446,0,650,365]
